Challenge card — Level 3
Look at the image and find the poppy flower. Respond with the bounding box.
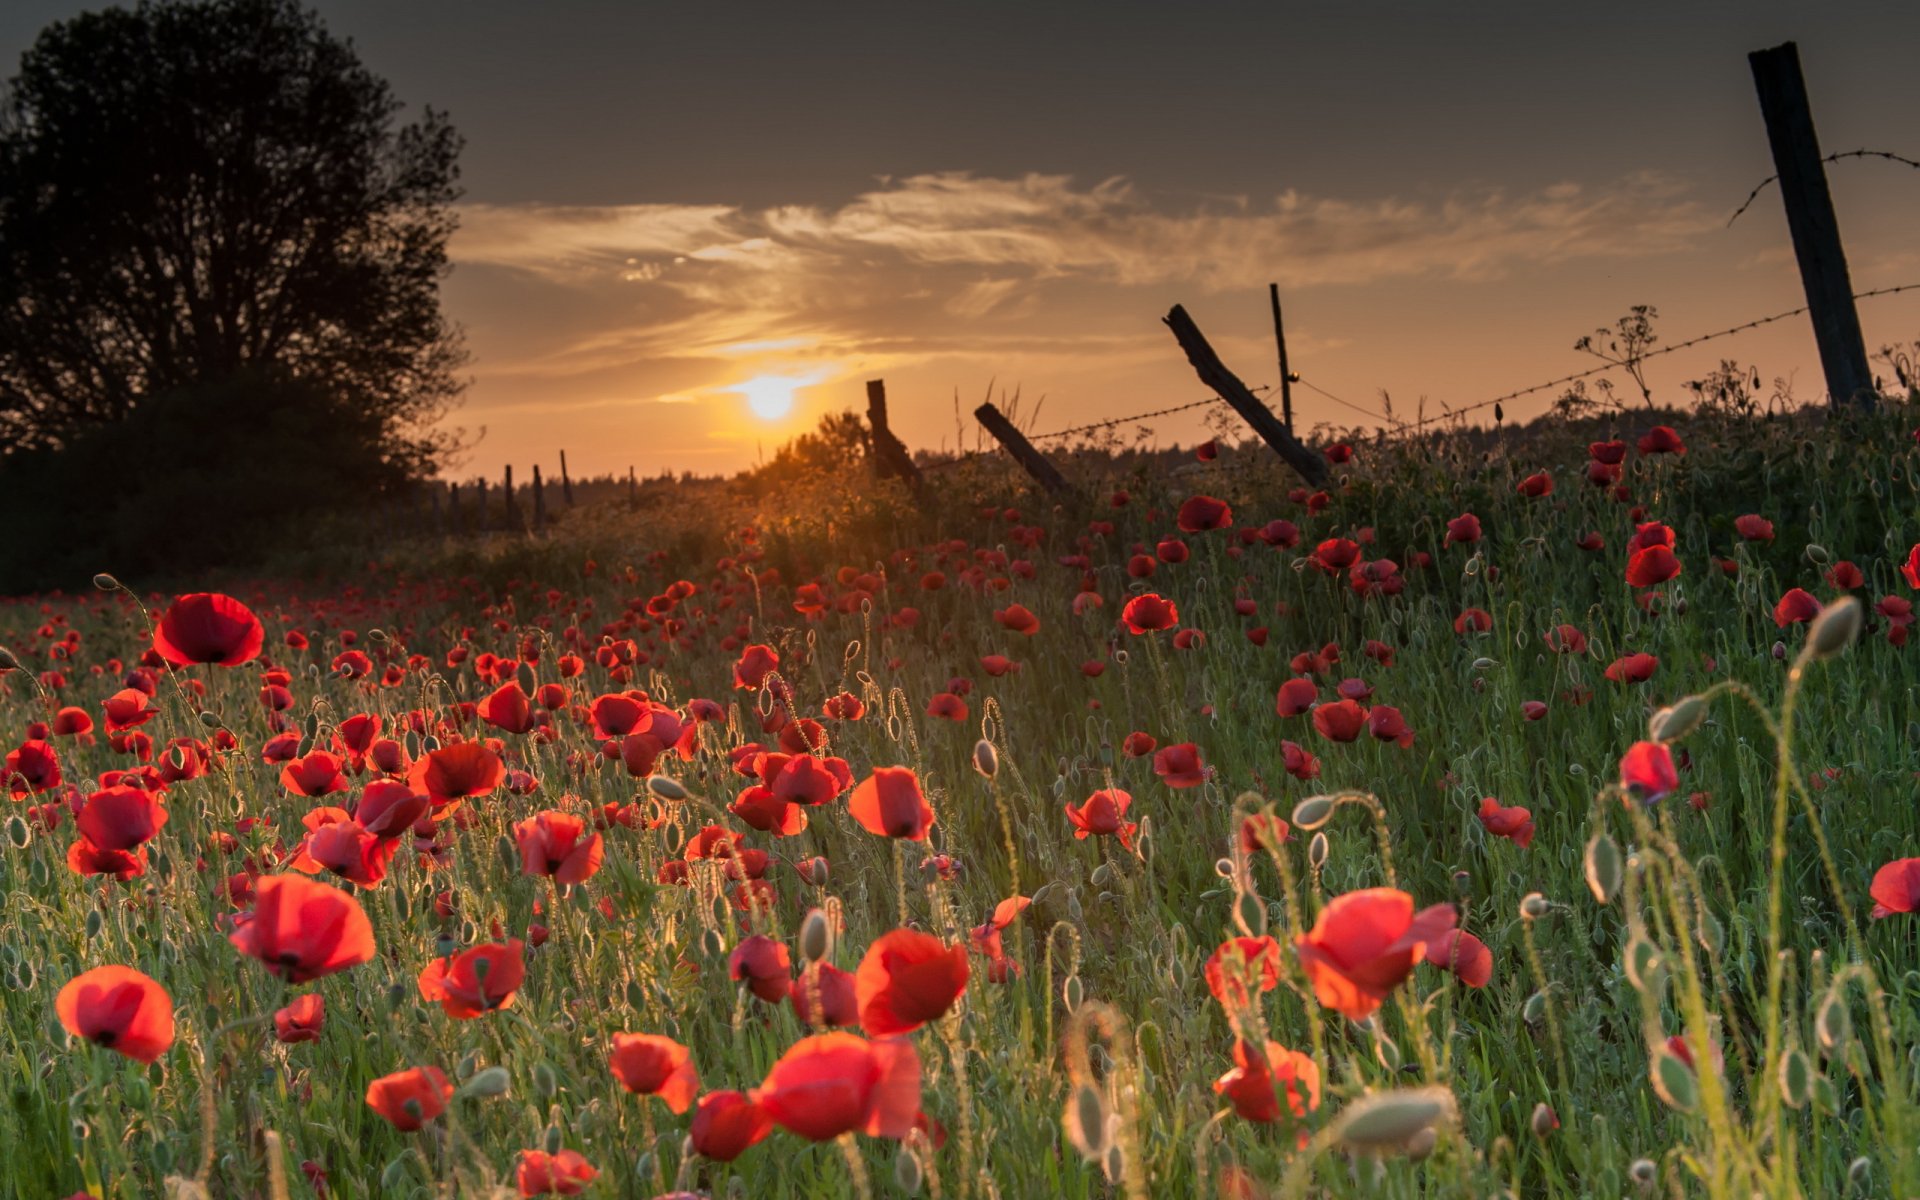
[1213,1038,1321,1123]
[1274,677,1317,717]
[1521,700,1549,721]
[1366,705,1414,747]
[354,780,430,838]
[51,707,94,738]
[1773,588,1822,627]
[407,742,504,809]
[848,766,936,840]
[4,738,61,798]
[1477,797,1534,848]
[516,1149,598,1196]
[1121,593,1179,634]
[855,928,970,1036]
[1826,560,1864,590]
[304,821,399,887]
[1177,495,1232,532]
[418,939,525,1019]
[365,1065,452,1131]
[1445,513,1482,545]
[1196,439,1219,461]
[1454,608,1493,634]
[1869,858,1920,919]
[1063,788,1136,847]
[1517,472,1552,498]
[792,961,861,1027]
[1626,545,1682,587]
[1733,514,1774,542]
[926,692,969,722]
[1203,935,1280,1011]
[102,688,158,733]
[1424,928,1493,987]
[1544,624,1588,655]
[67,839,147,880]
[1638,425,1685,455]
[1604,652,1659,684]
[274,994,326,1043]
[56,965,174,1063]
[1310,538,1360,572]
[994,604,1040,636]
[1121,731,1156,758]
[1280,740,1320,780]
[1153,742,1208,788]
[1239,813,1290,855]
[690,1089,774,1161]
[515,811,605,883]
[608,1033,699,1112]
[1312,699,1366,743]
[228,874,376,983]
[752,1032,921,1141]
[478,682,536,735]
[734,643,781,690]
[1292,887,1456,1021]
[281,750,348,798]
[153,593,264,667]
[1324,442,1353,464]
[76,785,167,851]
[1619,740,1679,803]
[823,692,866,721]
[1590,439,1627,464]
[1903,544,1920,590]
[729,935,793,1002]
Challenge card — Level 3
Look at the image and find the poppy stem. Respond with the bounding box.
[192,1010,277,1187]
[835,1131,873,1200]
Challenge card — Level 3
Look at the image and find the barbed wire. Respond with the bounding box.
[1294,378,1397,428]
[1728,148,1920,226]
[1024,385,1271,442]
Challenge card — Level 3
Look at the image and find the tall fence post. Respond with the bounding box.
[864,379,932,508]
[559,450,575,506]
[1269,283,1296,432]
[531,464,547,534]
[1164,305,1328,486]
[1749,41,1875,412]
[503,464,518,529]
[973,401,1077,497]
[475,478,488,531]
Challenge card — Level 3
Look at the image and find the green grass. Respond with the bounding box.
[4,399,1920,1199]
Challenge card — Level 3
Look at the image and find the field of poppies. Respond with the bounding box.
[5,400,1920,1200]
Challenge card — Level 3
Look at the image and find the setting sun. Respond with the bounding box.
[729,371,825,421]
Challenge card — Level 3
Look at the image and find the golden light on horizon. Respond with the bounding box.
[729,370,828,422]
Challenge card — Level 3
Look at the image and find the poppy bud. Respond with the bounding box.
[1523,990,1547,1024]
[1452,870,1471,893]
[1374,1028,1401,1071]
[1308,832,1328,869]
[972,739,998,778]
[1651,1048,1698,1111]
[700,928,727,959]
[648,775,689,801]
[1629,1159,1657,1190]
[93,574,120,591]
[1213,858,1235,878]
[1331,1086,1457,1154]
[1471,657,1497,672]
[1648,696,1708,742]
[1806,596,1861,661]
[460,1066,511,1098]
[798,908,832,964]
[1062,974,1083,1013]
[0,646,16,669]
[895,1147,923,1195]
[1064,1081,1109,1161]
[1771,640,1788,661]
[1804,542,1831,564]
[1584,833,1622,902]
[1849,1157,1871,1189]
[1778,1045,1813,1109]
[1815,991,1852,1054]
[368,628,389,643]
[544,1123,562,1155]
[1520,893,1549,920]
[5,816,27,849]
[1091,863,1112,887]
[1291,794,1336,829]
[1529,1102,1558,1137]
[1103,1143,1125,1185]
[198,710,221,728]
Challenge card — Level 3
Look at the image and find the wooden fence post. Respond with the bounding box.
[864,380,932,507]
[475,478,488,531]
[1749,42,1875,411]
[559,450,575,506]
[503,465,518,529]
[627,467,638,511]
[1269,283,1296,432]
[1164,305,1328,486]
[531,464,547,534]
[973,401,1077,497]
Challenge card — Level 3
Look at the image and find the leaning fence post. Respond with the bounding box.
[559,450,575,506]
[864,379,932,507]
[1163,305,1328,485]
[1749,41,1875,412]
[532,464,547,534]
[974,401,1077,497]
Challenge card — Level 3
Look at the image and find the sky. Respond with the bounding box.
[5,1,1920,480]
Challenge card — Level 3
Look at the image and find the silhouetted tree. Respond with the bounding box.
[0,0,466,474]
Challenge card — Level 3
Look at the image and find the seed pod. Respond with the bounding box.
[1806,596,1861,661]
[1648,695,1708,742]
[1331,1086,1457,1154]
[1063,1081,1109,1161]
[972,739,999,779]
[92,574,119,591]
[461,1067,512,1098]
[799,908,833,964]
[1291,795,1336,829]
[1584,832,1622,902]
[647,775,689,802]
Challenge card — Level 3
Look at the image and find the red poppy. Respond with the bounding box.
[1177,495,1232,532]
[729,934,793,1002]
[1477,797,1534,848]
[608,1033,699,1112]
[418,939,525,1018]
[51,706,94,738]
[1604,652,1659,684]
[1626,545,1682,588]
[515,811,605,883]
[280,750,348,798]
[274,994,326,1043]
[1121,593,1179,634]
[792,961,861,1027]
[926,692,969,722]
[102,688,158,733]
[303,821,399,887]
[228,874,376,983]
[1153,742,1207,788]
[1903,544,1920,590]
[823,691,866,721]
[76,785,167,851]
[407,742,504,809]
[1274,677,1317,717]
[479,682,536,735]
[1454,608,1493,634]
[1589,439,1627,464]
[1196,439,1219,461]
[1366,705,1414,747]
[1121,731,1156,758]
[1517,472,1552,498]
[4,738,61,798]
[1733,514,1774,542]
[690,1090,774,1161]
[516,1149,598,1196]
[1293,887,1455,1021]
[855,928,969,1036]
[1826,560,1864,590]
[1239,813,1290,855]
[1544,624,1588,655]
[1870,858,1920,919]
[994,604,1040,636]
[1213,1038,1320,1123]
[1424,928,1493,987]
[734,644,781,690]
[848,766,936,840]
[1619,740,1679,802]
[1324,442,1353,464]
[153,593,264,667]
[1310,538,1360,572]
[1445,513,1482,545]
[1773,588,1822,627]
[1638,425,1685,455]
[1203,935,1280,1011]
[56,965,174,1063]
[1311,698,1366,743]
[365,1065,452,1131]
[752,1032,921,1141]
[354,780,430,838]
